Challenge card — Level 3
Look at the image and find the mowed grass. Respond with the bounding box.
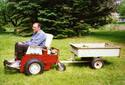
[0,30,125,85]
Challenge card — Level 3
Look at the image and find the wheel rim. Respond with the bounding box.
[29,63,41,75]
[58,63,64,71]
[94,61,103,69]
[59,66,64,71]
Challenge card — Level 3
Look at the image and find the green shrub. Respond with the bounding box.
[14,27,32,36]
[74,23,91,36]
[62,29,76,37]
[54,34,67,39]
[0,26,6,32]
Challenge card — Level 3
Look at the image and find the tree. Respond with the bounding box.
[0,0,8,25]
[0,0,116,37]
[117,0,125,17]
[72,0,116,26]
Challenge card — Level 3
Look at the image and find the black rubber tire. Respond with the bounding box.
[56,62,66,71]
[24,59,44,75]
[91,58,104,69]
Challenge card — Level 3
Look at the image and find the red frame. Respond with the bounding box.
[19,49,59,73]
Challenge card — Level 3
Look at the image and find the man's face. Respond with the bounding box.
[32,23,40,33]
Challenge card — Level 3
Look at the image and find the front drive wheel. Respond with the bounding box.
[24,59,44,75]
[91,58,104,69]
[56,62,66,71]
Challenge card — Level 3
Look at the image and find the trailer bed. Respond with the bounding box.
[70,43,121,57]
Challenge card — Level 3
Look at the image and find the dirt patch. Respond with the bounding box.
[113,25,125,30]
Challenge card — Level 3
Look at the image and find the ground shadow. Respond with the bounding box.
[0,32,14,35]
[103,60,113,65]
[66,62,91,68]
[3,68,20,75]
[64,59,113,69]
[90,31,125,43]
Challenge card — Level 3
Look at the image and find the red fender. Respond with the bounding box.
[20,53,59,73]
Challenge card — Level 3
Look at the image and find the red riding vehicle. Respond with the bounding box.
[4,34,65,75]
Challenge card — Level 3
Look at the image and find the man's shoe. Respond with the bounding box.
[4,60,12,65]
[8,60,21,69]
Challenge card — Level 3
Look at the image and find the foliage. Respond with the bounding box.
[0,0,8,25]
[54,34,67,39]
[74,22,91,36]
[61,29,76,37]
[0,26,6,32]
[72,0,116,27]
[14,27,32,36]
[117,0,125,16]
[0,0,116,37]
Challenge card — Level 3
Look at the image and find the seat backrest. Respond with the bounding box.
[45,33,53,48]
[26,33,53,54]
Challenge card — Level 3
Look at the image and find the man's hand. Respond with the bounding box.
[18,42,25,45]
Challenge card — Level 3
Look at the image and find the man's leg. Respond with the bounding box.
[4,42,29,68]
[15,42,29,60]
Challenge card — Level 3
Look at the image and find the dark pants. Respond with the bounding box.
[15,42,29,60]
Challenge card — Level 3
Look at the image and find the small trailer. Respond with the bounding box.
[62,43,121,69]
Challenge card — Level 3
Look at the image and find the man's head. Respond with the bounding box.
[32,22,41,33]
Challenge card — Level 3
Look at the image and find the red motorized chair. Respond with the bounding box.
[4,33,65,75]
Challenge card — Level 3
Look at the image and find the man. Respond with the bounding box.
[5,22,46,68]
[15,22,46,60]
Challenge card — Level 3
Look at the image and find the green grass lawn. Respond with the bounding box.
[0,30,125,85]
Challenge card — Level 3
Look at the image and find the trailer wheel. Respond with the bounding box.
[91,58,104,69]
[24,59,44,75]
[56,62,66,71]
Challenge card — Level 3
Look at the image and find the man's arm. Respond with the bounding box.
[24,33,46,46]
